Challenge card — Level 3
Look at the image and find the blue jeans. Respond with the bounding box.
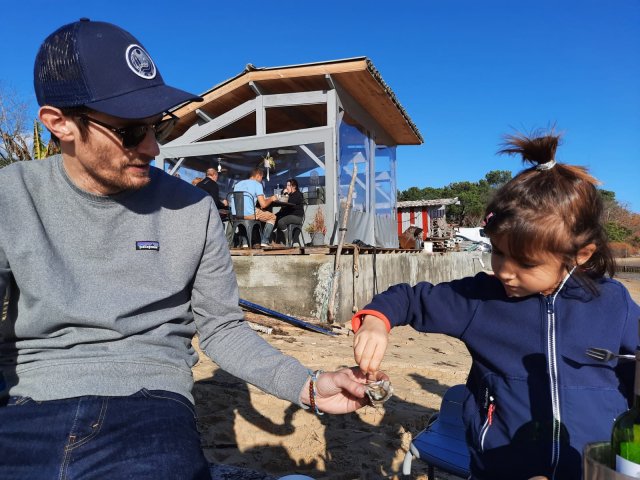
[0,389,211,479]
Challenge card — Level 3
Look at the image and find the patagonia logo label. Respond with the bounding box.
[136,241,160,251]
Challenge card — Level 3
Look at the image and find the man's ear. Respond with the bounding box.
[38,106,75,143]
[576,243,597,266]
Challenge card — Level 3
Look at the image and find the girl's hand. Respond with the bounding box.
[300,367,389,414]
[353,315,389,374]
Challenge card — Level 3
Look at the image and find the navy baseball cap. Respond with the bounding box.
[34,18,202,119]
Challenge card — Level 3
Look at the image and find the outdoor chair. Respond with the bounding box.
[282,203,307,247]
[402,384,471,479]
[227,191,263,249]
[284,223,304,247]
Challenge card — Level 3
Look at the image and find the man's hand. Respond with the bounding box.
[353,315,389,374]
[300,367,389,414]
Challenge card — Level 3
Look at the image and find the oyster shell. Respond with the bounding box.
[365,380,394,406]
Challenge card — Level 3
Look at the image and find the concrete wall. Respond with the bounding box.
[233,251,491,325]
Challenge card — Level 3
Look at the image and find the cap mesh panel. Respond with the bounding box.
[35,23,90,107]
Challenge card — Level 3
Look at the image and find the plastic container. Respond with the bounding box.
[584,442,638,479]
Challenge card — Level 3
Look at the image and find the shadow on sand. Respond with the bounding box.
[194,369,456,479]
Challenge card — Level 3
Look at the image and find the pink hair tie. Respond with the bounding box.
[482,212,495,227]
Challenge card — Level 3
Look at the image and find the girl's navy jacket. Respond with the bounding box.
[361,272,640,479]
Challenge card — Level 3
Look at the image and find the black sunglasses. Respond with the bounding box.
[81,113,177,149]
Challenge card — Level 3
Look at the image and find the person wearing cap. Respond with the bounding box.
[0,19,384,479]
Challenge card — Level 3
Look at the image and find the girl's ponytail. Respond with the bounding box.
[484,128,616,289]
[498,130,559,169]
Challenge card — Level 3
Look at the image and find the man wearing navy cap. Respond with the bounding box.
[0,19,381,479]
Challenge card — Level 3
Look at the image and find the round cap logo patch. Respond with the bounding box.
[125,44,157,79]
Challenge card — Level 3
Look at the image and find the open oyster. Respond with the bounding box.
[365,379,394,406]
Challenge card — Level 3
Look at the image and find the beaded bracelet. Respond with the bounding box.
[308,369,324,416]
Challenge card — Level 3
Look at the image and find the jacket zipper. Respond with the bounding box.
[546,269,573,480]
[479,389,496,452]
[546,295,561,479]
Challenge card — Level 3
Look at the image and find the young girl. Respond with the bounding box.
[352,130,640,479]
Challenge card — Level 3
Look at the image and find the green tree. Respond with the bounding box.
[600,189,616,203]
[398,186,445,201]
[484,170,512,189]
[599,189,640,246]
[398,186,424,201]
[398,170,512,226]
[605,222,632,242]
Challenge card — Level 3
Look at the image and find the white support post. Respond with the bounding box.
[256,94,265,136]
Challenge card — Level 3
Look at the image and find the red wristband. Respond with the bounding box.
[351,310,391,333]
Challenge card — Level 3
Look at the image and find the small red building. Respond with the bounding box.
[396,198,460,240]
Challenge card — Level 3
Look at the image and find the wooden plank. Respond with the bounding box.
[228,246,437,256]
[229,247,301,256]
[302,246,331,255]
[229,249,257,256]
[259,247,301,255]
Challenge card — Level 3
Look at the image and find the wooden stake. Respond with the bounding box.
[327,162,358,324]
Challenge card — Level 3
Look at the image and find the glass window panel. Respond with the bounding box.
[338,116,370,213]
[374,145,397,216]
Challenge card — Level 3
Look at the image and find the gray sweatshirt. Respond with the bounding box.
[0,156,309,404]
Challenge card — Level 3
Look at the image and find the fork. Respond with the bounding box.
[585,347,635,362]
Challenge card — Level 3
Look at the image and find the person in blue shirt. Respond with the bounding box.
[232,167,278,247]
[352,129,640,479]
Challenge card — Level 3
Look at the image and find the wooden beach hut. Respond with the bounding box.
[157,57,422,247]
[397,198,460,240]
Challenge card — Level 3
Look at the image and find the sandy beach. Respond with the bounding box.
[193,272,640,480]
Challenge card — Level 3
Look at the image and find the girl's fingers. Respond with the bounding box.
[353,335,373,371]
[354,338,384,374]
[367,341,385,373]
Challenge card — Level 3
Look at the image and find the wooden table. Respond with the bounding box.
[271,200,294,208]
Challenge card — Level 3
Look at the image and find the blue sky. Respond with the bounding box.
[3,0,639,212]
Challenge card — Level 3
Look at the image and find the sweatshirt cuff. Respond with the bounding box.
[351,309,391,333]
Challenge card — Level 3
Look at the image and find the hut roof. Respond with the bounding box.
[168,57,423,145]
[397,198,460,208]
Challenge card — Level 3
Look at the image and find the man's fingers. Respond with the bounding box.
[330,370,366,398]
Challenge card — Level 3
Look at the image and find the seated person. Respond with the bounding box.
[197,168,228,217]
[275,178,304,244]
[232,167,277,247]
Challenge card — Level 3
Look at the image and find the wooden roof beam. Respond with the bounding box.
[195,109,213,122]
[324,74,336,90]
[249,81,264,96]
